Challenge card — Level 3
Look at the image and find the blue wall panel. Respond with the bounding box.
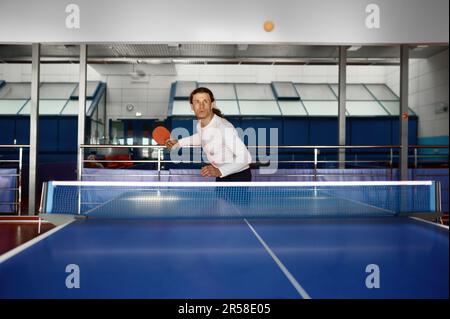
[226,117,242,133]
[349,118,392,146]
[280,118,310,165]
[0,117,15,144]
[240,118,283,147]
[391,117,418,145]
[309,118,338,146]
[167,116,420,151]
[15,117,30,145]
[169,118,197,137]
[283,118,309,146]
[58,118,78,152]
[417,136,449,162]
[39,118,59,152]
[0,115,422,166]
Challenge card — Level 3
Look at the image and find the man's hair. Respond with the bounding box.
[190,87,224,118]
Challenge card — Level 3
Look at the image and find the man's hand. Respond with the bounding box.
[165,139,178,150]
[200,165,222,178]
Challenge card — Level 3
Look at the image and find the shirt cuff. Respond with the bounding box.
[176,137,189,148]
[217,164,248,178]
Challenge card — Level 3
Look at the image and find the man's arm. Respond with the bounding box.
[177,133,201,147]
[166,133,201,150]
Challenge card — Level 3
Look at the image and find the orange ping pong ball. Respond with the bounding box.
[263,21,274,32]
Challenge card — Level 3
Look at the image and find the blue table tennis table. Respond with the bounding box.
[0,181,448,299]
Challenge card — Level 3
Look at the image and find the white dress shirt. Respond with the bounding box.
[177,115,252,178]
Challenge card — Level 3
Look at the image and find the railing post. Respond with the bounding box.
[157,147,162,181]
[18,147,23,215]
[77,146,83,214]
[314,148,318,181]
[28,43,40,215]
[389,148,393,168]
[435,181,442,214]
[77,44,87,181]
[78,147,83,181]
[388,148,393,180]
[338,46,347,169]
[399,45,410,181]
[414,147,418,168]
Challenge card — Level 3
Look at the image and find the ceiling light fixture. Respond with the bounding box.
[348,46,362,51]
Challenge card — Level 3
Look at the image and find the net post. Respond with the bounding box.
[44,181,54,214]
[39,182,47,214]
[37,216,42,234]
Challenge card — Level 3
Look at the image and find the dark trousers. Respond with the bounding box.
[216,168,252,182]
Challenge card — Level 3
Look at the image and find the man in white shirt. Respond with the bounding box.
[166,87,252,181]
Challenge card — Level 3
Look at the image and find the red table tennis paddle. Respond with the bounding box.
[152,126,171,145]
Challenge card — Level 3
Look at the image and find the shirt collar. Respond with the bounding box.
[200,114,217,130]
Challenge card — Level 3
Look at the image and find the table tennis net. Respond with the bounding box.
[43,181,439,219]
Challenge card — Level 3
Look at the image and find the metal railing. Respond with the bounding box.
[0,144,29,215]
[1,144,444,214]
[78,144,448,181]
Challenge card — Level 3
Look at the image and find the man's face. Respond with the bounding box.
[191,92,213,120]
